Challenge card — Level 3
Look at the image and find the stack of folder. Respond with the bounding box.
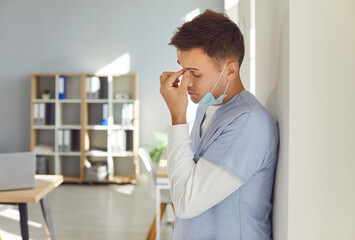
[33,103,47,125]
[58,129,74,152]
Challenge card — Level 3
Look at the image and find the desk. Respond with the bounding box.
[0,175,63,240]
[156,159,170,240]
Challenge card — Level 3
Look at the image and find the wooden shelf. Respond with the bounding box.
[112,99,135,103]
[63,176,81,182]
[33,99,56,103]
[111,125,134,130]
[59,99,81,103]
[58,152,81,156]
[111,151,134,157]
[59,125,81,129]
[30,73,139,184]
[85,125,109,130]
[33,152,55,156]
[85,151,108,157]
[85,99,109,103]
[106,175,137,184]
[33,125,56,130]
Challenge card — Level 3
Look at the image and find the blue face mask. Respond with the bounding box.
[198,64,230,105]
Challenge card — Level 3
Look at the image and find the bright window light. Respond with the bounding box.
[225,0,239,11]
[184,8,200,22]
[111,184,135,195]
[96,53,131,75]
[0,208,43,228]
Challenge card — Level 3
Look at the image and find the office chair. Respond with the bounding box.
[138,147,172,240]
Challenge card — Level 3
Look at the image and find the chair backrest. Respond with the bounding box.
[138,147,157,198]
[138,147,172,203]
[138,148,156,175]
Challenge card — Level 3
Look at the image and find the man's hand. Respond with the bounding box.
[160,69,190,125]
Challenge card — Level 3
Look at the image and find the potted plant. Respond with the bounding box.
[149,132,167,164]
[42,89,50,99]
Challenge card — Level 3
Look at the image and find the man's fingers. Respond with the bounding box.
[160,71,173,84]
[160,69,184,86]
[180,71,190,90]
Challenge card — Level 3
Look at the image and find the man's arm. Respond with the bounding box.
[167,124,243,219]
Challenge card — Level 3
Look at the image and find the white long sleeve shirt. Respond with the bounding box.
[167,106,244,219]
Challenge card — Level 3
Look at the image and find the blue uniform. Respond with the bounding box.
[170,90,279,240]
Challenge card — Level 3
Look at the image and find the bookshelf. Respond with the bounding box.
[30,73,139,184]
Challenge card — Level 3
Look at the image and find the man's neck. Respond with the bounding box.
[216,77,244,106]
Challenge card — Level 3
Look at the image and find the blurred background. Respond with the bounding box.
[0,0,354,239]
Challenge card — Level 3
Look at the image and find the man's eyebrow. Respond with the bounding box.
[176,60,199,71]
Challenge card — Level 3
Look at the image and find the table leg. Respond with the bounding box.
[156,186,161,240]
[40,196,55,240]
[18,203,29,240]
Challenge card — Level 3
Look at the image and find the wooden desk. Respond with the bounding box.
[155,159,170,240]
[156,159,169,184]
[0,175,63,240]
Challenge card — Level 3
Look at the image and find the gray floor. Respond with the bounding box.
[0,175,172,240]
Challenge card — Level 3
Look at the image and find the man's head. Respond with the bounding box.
[169,9,245,70]
[169,10,245,105]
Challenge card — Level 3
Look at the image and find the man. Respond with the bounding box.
[160,10,279,240]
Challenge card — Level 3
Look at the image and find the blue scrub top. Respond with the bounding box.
[170,90,279,240]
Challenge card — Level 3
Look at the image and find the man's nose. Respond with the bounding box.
[185,71,193,87]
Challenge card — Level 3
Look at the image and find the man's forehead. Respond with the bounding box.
[176,48,211,70]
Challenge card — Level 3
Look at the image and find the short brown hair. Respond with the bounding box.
[169,9,245,69]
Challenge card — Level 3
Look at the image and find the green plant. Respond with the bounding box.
[43,89,50,94]
[149,132,167,164]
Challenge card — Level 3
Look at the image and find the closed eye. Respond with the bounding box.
[192,72,201,78]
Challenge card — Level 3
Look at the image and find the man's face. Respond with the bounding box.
[177,48,226,103]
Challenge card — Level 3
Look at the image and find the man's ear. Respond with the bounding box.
[226,60,239,80]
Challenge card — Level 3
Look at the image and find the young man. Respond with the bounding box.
[160,10,279,240]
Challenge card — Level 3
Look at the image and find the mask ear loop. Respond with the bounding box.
[222,80,230,95]
[210,64,227,94]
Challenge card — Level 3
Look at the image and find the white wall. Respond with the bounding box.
[225,0,250,91]
[254,0,355,239]
[0,1,223,166]
[288,0,355,239]
[255,0,289,239]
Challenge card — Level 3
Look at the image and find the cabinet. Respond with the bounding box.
[30,73,139,184]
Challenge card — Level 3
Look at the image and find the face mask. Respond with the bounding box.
[198,64,230,105]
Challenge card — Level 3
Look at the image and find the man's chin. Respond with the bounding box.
[189,96,200,104]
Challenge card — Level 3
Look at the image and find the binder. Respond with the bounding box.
[111,130,126,153]
[33,103,39,125]
[91,76,100,99]
[64,130,72,152]
[58,130,63,152]
[122,103,133,127]
[86,77,91,99]
[102,103,108,126]
[86,77,100,99]
[58,76,66,99]
[116,130,126,153]
[39,103,46,125]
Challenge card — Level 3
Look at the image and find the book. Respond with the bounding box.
[33,144,54,153]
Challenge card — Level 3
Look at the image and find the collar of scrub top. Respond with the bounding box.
[190,89,249,163]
